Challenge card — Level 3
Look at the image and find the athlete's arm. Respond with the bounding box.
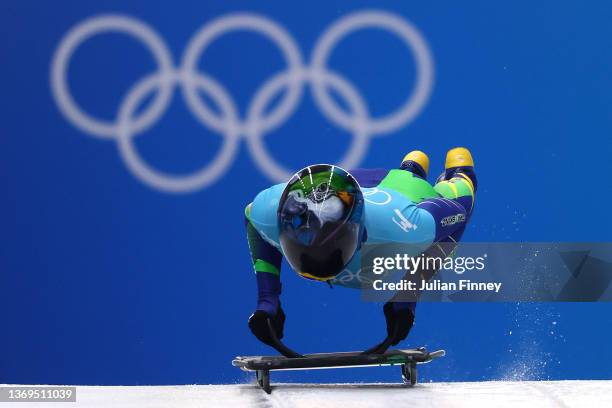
[245,214,282,314]
[245,204,286,346]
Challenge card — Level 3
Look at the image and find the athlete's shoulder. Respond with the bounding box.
[245,183,286,248]
[247,183,285,225]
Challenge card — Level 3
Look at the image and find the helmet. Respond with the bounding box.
[278,164,364,281]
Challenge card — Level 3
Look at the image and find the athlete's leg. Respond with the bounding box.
[416,148,476,242]
[434,147,477,214]
[400,150,430,179]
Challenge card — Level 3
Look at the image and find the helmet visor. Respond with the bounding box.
[278,165,363,280]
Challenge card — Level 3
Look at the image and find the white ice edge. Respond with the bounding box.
[3,381,612,408]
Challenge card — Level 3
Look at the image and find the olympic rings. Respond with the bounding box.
[50,10,434,193]
[51,15,174,139]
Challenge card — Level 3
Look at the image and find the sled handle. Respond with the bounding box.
[266,319,304,358]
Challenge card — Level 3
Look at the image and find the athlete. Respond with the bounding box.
[244,148,477,355]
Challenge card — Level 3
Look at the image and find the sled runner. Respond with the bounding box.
[232,347,445,394]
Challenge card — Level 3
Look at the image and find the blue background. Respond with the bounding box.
[1,0,611,385]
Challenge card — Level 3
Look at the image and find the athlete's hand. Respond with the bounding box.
[384,302,415,345]
[248,303,286,346]
[363,302,415,354]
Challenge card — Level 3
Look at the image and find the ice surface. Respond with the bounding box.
[4,381,612,408]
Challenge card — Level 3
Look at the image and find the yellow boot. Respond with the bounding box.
[437,147,477,194]
[445,147,474,169]
[400,150,430,178]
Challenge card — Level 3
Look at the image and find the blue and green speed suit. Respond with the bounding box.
[245,165,477,317]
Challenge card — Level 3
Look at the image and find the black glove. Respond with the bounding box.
[363,302,415,355]
[248,304,286,346]
[383,302,414,345]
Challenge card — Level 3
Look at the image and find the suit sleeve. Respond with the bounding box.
[244,184,286,316]
[245,215,282,316]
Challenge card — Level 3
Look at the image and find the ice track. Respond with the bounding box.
[5,381,612,408]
